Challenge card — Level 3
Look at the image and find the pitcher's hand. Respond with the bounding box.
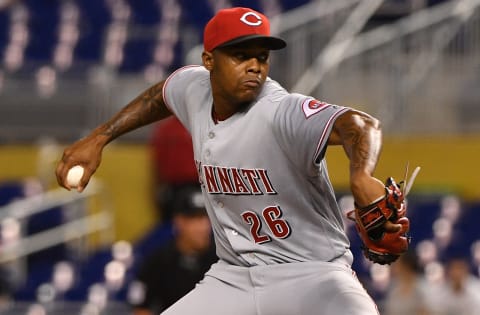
[56,135,106,192]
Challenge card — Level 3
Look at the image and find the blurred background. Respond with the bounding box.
[0,0,479,314]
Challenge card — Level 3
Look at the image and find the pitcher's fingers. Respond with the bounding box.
[76,166,95,193]
[384,220,401,233]
[56,161,71,190]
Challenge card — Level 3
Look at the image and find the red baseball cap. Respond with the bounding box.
[203,7,286,52]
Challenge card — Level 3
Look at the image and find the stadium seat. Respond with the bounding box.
[23,0,60,62]
[127,0,160,26]
[0,10,8,54]
[74,1,110,63]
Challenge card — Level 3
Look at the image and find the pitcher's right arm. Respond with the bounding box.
[56,80,171,191]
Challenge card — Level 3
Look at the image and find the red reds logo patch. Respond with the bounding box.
[302,98,328,118]
[308,100,324,109]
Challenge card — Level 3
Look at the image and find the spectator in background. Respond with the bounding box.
[130,113,203,286]
[150,116,198,221]
[382,249,431,315]
[129,184,217,315]
[426,254,480,315]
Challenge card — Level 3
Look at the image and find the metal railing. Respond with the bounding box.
[271,0,480,135]
[0,179,115,264]
[0,0,479,142]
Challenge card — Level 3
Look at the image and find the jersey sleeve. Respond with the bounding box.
[272,94,350,175]
[162,65,208,132]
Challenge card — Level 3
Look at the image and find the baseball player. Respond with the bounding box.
[56,7,411,315]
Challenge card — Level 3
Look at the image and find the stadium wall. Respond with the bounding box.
[1,135,479,243]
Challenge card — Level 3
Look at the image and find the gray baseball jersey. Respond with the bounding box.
[161,65,379,314]
[163,65,351,266]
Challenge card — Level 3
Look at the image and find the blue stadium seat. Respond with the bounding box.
[455,202,480,248]
[127,0,160,26]
[118,39,155,73]
[0,10,8,58]
[24,0,60,62]
[406,194,443,244]
[75,0,111,63]
[0,0,318,75]
[232,0,263,12]
[0,180,24,206]
[179,0,213,30]
[14,263,54,301]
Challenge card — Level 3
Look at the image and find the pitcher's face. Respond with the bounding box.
[204,40,270,106]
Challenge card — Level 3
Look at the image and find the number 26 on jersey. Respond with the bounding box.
[241,206,291,244]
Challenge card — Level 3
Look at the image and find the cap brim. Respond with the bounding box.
[218,35,287,50]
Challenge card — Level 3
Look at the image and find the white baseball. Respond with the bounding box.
[66,165,84,188]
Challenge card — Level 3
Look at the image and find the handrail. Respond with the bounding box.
[343,0,480,57]
[0,180,104,221]
[0,211,113,263]
[270,0,361,34]
[292,0,480,95]
[0,179,115,263]
[292,0,384,94]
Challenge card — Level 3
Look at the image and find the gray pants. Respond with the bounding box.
[161,259,379,315]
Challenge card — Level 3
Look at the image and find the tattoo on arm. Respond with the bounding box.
[339,112,382,175]
[347,128,380,172]
[101,82,169,140]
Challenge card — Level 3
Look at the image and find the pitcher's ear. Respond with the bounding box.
[202,51,213,70]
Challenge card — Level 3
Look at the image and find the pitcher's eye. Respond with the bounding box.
[258,53,269,62]
[234,53,247,60]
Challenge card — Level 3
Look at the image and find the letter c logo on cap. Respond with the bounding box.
[240,12,262,26]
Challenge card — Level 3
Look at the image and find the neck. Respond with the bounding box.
[212,98,252,122]
[212,103,236,123]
